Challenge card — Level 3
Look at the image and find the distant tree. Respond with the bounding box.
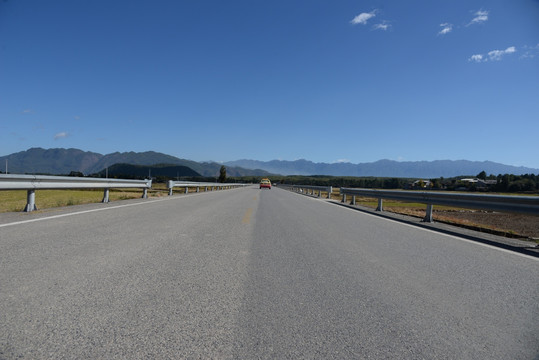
[219,165,227,183]
[477,171,487,180]
[68,171,84,177]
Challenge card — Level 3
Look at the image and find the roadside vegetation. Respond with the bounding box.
[0,183,170,213]
[240,172,539,194]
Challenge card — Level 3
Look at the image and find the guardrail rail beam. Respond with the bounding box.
[339,187,539,223]
[0,174,152,212]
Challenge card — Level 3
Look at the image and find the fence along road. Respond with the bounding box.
[0,186,537,358]
[0,174,152,211]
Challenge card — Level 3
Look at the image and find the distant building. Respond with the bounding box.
[411,180,431,188]
[459,178,497,189]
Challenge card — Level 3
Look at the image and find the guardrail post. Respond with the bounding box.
[196,187,200,193]
[342,193,346,203]
[205,186,208,192]
[24,190,37,212]
[168,188,173,196]
[351,195,356,205]
[376,198,383,211]
[318,190,321,197]
[185,187,189,194]
[423,204,434,222]
[327,186,332,199]
[102,189,110,203]
[142,188,148,199]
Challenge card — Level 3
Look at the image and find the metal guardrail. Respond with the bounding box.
[280,184,333,199]
[0,174,152,212]
[339,188,539,222]
[166,180,248,196]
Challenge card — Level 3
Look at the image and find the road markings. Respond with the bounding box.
[323,199,539,261]
[242,208,253,224]
[0,194,197,229]
[290,193,539,261]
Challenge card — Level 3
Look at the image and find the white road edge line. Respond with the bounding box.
[297,192,539,261]
[0,194,195,229]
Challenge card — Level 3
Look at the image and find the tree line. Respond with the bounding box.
[235,172,539,194]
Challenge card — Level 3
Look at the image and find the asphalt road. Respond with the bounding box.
[1,186,538,359]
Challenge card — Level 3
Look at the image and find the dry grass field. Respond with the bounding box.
[0,183,235,213]
[324,190,539,240]
[0,183,171,213]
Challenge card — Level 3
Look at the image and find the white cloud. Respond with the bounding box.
[469,46,516,62]
[336,159,350,163]
[373,22,390,31]
[350,11,376,25]
[438,23,453,35]
[520,43,539,59]
[54,132,69,140]
[469,54,484,62]
[488,46,516,61]
[21,109,34,114]
[469,10,489,25]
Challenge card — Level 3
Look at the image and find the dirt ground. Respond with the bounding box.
[386,207,539,240]
[434,211,539,239]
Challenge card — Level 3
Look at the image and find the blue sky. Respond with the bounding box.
[1,0,539,168]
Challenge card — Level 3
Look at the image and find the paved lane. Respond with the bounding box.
[1,187,537,359]
[1,189,258,359]
[235,189,538,359]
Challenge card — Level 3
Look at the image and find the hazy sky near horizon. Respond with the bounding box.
[1,0,539,168]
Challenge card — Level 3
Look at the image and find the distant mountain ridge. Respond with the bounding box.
[0,148,269,177]
[1,148,537,178]
[224,159,539,178]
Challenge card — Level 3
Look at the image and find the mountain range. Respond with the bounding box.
[1,148,538,178]
[0,148,269,177]
[224,159,539,178]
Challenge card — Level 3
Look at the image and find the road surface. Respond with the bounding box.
[1,186,537,359]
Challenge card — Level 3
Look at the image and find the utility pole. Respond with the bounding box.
[5,159,7,174]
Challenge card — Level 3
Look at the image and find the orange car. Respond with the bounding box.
[259,178,271,189]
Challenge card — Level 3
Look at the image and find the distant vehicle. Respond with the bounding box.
[260,178,271,189]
